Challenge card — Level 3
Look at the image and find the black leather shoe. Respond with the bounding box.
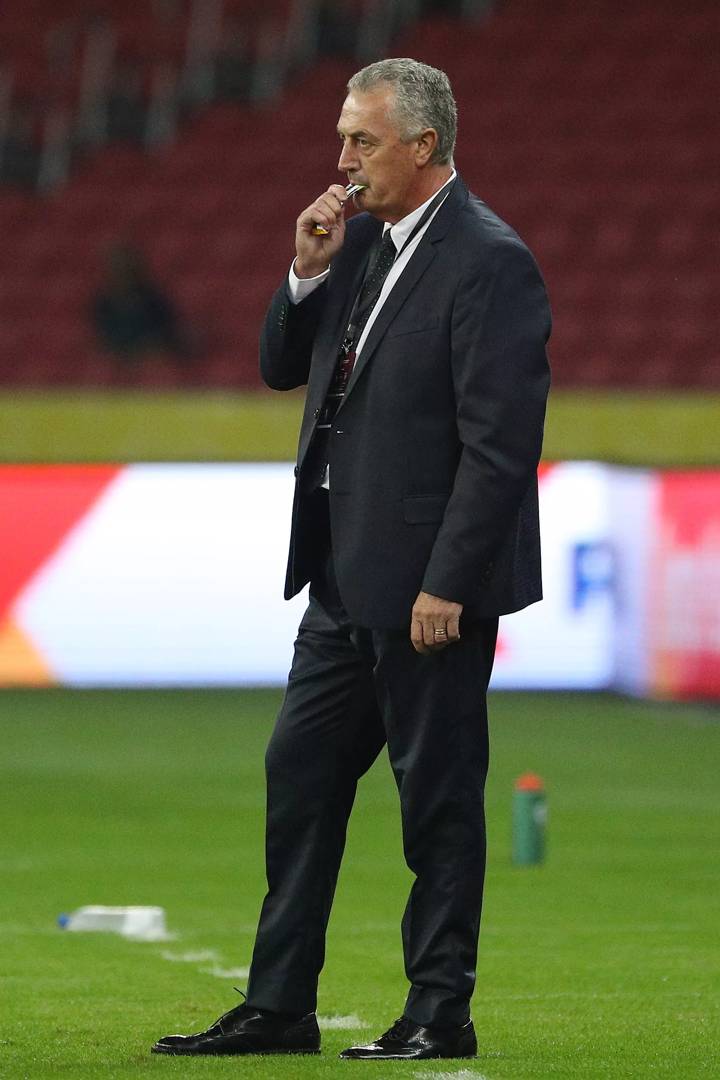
[340,1016,476,1060]
[151,1002,320,1056]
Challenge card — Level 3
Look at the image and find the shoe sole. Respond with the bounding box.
[152,1046,321,1056]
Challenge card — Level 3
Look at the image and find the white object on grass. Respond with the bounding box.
[58,905,171,940]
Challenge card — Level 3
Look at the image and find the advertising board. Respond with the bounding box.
[0,463,717,698]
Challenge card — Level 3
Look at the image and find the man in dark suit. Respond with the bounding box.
[153,58,550,1061]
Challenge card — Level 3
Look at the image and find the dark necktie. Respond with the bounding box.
[301,230,397,491]
[349,229,398,350]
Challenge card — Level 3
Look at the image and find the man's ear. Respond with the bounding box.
[414,128,438,167]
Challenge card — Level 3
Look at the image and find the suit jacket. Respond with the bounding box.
[260,175,551,629]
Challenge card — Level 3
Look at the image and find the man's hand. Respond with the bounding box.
[295,184,351,279]
[410,591,463,655]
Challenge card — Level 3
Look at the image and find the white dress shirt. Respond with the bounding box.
[288,170,457,487]
[288,169,457,362]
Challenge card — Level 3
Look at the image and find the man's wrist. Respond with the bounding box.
[294,257,330,280]
[288,259,331,305]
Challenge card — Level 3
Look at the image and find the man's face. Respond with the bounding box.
[336,86,421,223]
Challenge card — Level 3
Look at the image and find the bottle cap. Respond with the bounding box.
[514,772,545,792]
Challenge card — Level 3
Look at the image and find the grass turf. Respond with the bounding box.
[1,690,718,1079]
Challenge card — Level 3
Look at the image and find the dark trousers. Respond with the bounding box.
[246,502,498,1027]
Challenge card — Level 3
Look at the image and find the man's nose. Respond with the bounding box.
[338,142,357,173]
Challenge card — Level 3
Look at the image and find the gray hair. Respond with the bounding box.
[347,58,457,166]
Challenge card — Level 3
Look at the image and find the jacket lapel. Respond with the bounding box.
[338,176,469,408]
[340,245,437,402]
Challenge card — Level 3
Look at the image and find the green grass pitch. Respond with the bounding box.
[1,690,718,1078]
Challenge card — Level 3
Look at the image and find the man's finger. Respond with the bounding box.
[316,193,344,218]
[411,618,428,655]
[328,183,350,204]
[298,188,345,235]
[422,620,440,649]
[446,612,461,643]
[310,192,345,231]
[304,205,335,233]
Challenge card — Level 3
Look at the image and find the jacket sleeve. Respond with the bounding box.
[421,238,551,603]
[259,278,328,391]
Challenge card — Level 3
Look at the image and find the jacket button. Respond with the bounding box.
[313,407,320,418]
[293,466,299,477]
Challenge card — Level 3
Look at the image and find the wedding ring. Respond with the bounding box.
[433,628,448,638]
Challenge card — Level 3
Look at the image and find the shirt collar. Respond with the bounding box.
[383,169,457,250]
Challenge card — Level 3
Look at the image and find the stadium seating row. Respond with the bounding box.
[0,0,717,388]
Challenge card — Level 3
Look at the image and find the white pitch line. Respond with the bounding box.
[200,965,250,980]
[127,930,176,942]
[318,1014,367,1030]
[417,1071,491,1080]
[160,949,219,963]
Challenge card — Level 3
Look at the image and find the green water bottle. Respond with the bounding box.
[512,772,547,865]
